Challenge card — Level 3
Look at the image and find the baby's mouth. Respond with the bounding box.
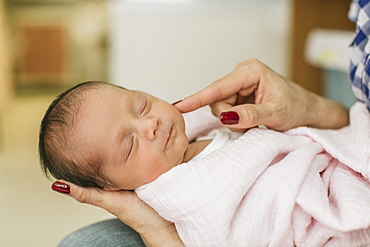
[166,126,173,147]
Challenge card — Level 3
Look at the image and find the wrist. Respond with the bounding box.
[307,92,349,129]
[139,223,184,247]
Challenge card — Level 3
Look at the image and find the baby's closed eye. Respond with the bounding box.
[125,136,134,161]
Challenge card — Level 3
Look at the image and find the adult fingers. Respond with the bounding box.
[209,94,237,117]
[53,180,141,219]
[51,181,169,232]
[52,180,105,206]
[174,60,261,113]
[173,79,241,113]
[209,92,256,118]
[220,103,275,131]
[51,180,130,213]
[218,104,265,130]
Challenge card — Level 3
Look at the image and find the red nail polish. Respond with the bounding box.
[52,181,70,194]
[172,100,182,106]
[219,111,239,125]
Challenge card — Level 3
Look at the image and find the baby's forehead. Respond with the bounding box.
[75,84,137,119]
[77,84,130,113]
[80,84,124,101]
[88,83,123,94]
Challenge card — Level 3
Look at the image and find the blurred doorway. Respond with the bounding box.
[6,0,109,95]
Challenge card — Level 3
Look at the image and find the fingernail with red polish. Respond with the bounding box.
[220,111,239,125]
[172,100,182,106]
[52,181,70,194]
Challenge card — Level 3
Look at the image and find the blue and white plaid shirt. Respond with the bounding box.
[349,0,370,110]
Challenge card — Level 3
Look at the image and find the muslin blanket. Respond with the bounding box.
[136,102,370,247]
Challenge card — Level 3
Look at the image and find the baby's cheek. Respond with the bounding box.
[141,157,167,180]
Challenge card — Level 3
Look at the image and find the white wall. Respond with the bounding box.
[107,0,292,102]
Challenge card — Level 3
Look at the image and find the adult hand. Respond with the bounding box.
[175,59,349,131]
[52,181,184,247]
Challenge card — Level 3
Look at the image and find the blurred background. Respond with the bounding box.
[0,0,355,246]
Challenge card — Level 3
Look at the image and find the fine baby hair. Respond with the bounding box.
[39,81,122,189]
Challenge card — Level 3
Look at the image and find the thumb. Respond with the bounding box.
[219,104,267,130]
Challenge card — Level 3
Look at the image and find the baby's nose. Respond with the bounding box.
[137,116,160,141]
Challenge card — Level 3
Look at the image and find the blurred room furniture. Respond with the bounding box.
[6,0,108,95]
[290,0,355,96]
[0,0,11,150]
[305,28,356,108]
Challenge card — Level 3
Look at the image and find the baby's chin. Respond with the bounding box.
[177,151,188,165]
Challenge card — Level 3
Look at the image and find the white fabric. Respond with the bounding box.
[192,128,242,160]
[136,102,370,247]
[182,106,224,142]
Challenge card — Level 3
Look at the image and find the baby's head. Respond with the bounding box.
[39,81,188,190]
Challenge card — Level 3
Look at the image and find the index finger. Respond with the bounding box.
[52,180,104,205]
[52,180,140,214]
[175,63,259,113]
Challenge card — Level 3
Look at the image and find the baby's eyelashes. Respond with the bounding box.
[124,136,134,160]
[139,97,148,117]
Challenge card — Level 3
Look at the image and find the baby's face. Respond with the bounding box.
[75,85,188,190]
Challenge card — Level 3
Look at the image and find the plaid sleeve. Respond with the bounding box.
[349,0,370,111]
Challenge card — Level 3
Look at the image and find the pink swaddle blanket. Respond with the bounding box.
[135,103,370,247]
